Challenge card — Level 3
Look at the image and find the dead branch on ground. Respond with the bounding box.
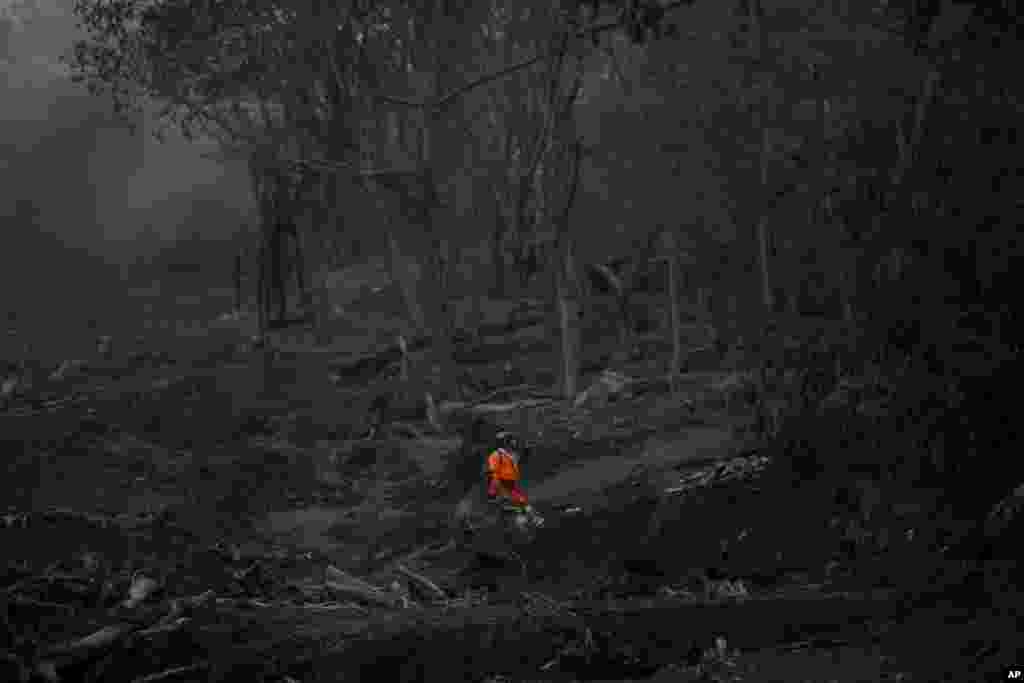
[324,565,414,609]
[395,563,448,602]
[130,663,208,683]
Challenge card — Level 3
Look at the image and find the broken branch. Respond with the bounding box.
[395,563,447,602]
[130,663,207,683]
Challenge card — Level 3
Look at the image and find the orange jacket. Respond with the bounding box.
[486,448,520,482]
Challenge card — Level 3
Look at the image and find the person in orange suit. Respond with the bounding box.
[486,432,543,527]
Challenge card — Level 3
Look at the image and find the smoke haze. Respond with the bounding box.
[1,0,254,359]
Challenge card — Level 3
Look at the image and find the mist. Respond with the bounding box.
[1,0,255,358]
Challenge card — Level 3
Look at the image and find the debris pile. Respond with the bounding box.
[0,539,471,683]
[664,453,771,497]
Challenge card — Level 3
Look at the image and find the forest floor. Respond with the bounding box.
[1,278,1019,682]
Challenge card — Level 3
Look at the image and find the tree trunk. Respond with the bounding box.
[304,179,332,344]
[432,302,458,401]
[307,224,332,346]
[388,227,426,334]
[313,263,331,346]
[333,239,344,268]
[667,248,683,392]
[255,193,269,337]
[757,126,773,313]
[750,0,773,314]
[893,70,939,186]
[272,227,287,323]
[841,266,856,323]
[233,252,243,313]
[618,296,630,349]
[745,0,762,53]
[726,293,739,345]
[291,225,307,311]
[256,240,269,336]
[436,237,452,331]
[757,216,773,311]
[614,264,631,350]
[425,219,458,401]
[491,191,506,298]
[553,137,584,402]
[556,255,580,402]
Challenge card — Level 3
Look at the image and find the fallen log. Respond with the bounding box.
[439,398,555,416]
[325,581,409,609]
[324,565,381,593]
[136,617,191,638]
[130,663,207,683]
[395,563,448,602]
[29,583,208,680]
[323,565,419,609]
[294,602,369,614]
[374,537,460,564]
[470,385,554,405]
[41,622,139,672]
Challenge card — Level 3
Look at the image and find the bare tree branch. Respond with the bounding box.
[434,52,547,111]
[373,0,693,111]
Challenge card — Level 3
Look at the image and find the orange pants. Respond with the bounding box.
[487,477,529,507]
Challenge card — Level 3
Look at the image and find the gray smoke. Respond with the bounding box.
[1,0,255,359]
